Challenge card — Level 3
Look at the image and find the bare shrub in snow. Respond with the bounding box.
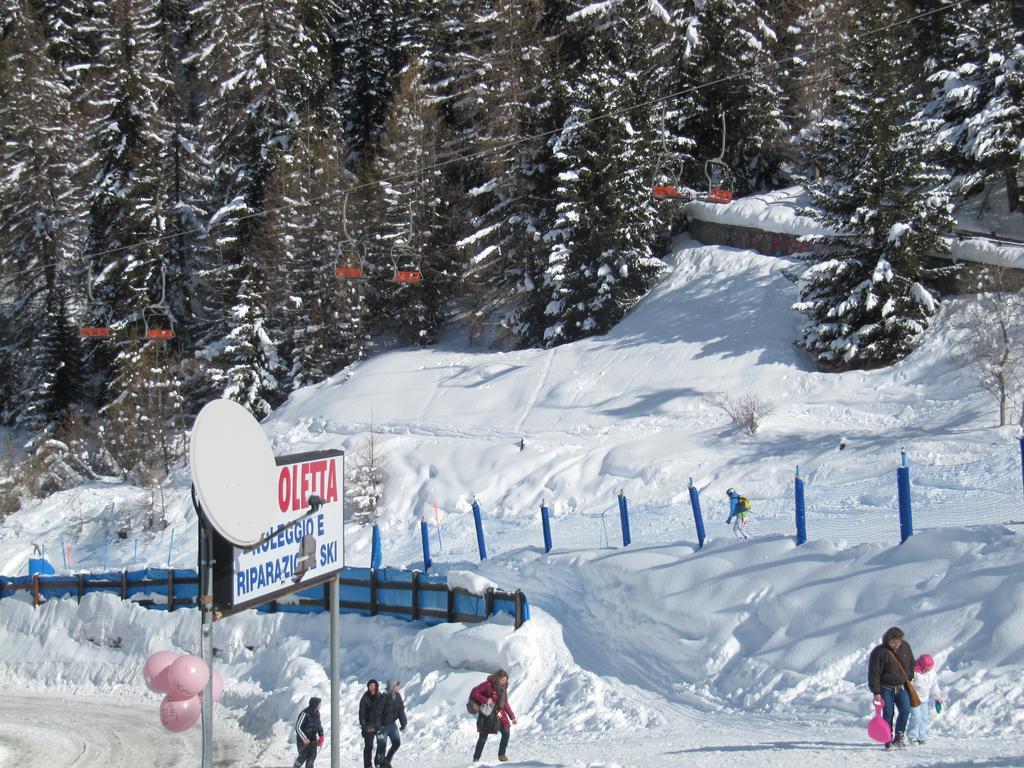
[701,391,775,435]
[949,270,1024,427]
[347,424,389,525]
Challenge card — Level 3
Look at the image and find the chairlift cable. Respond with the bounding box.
[0,0,989,284]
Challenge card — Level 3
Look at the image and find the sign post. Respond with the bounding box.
[199,520,214,768]
[190,400,346,768]
[330,576,340,768]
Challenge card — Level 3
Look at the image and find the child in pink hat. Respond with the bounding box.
[906,654,944,745]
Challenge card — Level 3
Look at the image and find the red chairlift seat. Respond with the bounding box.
[335,265,367,279]
[392,270,422,284]
[80,326,111,338]
[707,188,733,204]
[145,327,175,340]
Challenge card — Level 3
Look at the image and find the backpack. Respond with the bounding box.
[736,496,751,515]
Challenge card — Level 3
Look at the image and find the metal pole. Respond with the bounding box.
[199,522,214,768]
[330,575,340,768]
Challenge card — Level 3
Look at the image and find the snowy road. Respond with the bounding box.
[0,692,253,768]
[2,690,1021,768]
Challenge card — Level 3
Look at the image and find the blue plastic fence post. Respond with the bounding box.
[618,490,631,547]
[60,537,67,571]
[1019,436,1024,501]
[420,519,432,571]
[370,523,383,570]
[132,539,138,569]
[795,466,807,545]
[540,500,553,553]
[897,448,914,543]
[103,535,109,571]
[687,478,706,548]
[472,496,488,560]
[166,528,175,568]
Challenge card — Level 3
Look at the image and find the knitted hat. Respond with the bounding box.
[309,696,322,708]
[367,679,379,689]
[915,654,934,672]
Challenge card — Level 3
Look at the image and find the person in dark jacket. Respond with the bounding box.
[469,669,516,763]
[293,696,324,768]
[868,626,916,749]
[375,680,408,768]
[359,679,386,768]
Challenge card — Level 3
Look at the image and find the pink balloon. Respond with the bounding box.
[159,693,202,732]
[167,655,210,698]
[143,650,179,694]
[200,669,224,703]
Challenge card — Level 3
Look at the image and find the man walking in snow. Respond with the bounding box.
[293,696,324,768]
[376,680,408,767]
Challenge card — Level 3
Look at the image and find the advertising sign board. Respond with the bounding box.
[210,449,345,617]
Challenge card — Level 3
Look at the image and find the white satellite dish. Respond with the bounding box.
[190,399,280,547]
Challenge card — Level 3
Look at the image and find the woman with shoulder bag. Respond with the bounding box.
[469,669,517,763]
[867,627,917,750]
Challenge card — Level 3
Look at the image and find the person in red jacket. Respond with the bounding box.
[469,669,517,763]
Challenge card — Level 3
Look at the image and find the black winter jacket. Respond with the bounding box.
[359,692,385,732]
[381,691,407,729]
[295,706,323,741]
[868,641,916,695]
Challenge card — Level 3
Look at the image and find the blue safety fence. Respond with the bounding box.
[0,565,529,629]
[411,440,1024,562]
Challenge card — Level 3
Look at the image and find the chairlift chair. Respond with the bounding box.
[650,105,695,203]
[336,192,371,280]
[389,204,422,284]
[703,112,734,205]
[143,264,175,340]
[390,242,422,284]
[335,243,370,280]
[79,265,112,339]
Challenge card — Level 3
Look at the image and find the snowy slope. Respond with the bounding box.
[2,234,1023,766]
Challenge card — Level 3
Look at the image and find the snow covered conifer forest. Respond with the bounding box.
[0,0,1022,487]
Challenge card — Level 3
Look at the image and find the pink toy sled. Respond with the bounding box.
[867,701,892,744]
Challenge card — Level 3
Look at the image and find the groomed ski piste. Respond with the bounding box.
[3,218,1024,766]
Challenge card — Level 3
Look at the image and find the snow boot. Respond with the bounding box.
[893,732,907,749]
[498,755,510,762]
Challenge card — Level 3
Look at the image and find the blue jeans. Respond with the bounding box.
[377,723,401,762]
[882,687,912,738]
[907,703,931,741]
